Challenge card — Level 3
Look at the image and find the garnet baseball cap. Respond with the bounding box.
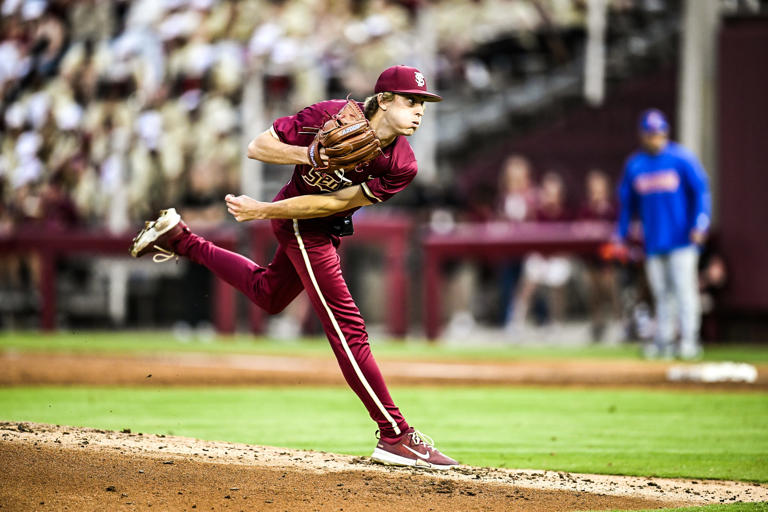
[374,65,442,102]
[639,109,669,134]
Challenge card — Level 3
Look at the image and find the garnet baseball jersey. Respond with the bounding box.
[271,99,418,219]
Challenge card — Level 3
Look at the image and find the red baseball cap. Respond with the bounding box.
[374,65,442,102]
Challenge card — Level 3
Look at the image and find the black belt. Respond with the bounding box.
[328,216,354,237]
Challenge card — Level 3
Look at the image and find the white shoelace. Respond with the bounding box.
[410,430,435,448]
[375,429,436,448]
[151,245,177,263]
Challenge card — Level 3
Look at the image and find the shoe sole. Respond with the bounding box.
[370,447,457,470]
[130,208,181,258]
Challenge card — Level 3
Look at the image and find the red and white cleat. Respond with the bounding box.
[129,208,189,262]
[371,428,459,470]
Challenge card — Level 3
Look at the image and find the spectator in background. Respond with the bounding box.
[0,0,658,331]
[498,155,536,223]
[697,235,727,342]
[0,0,629,233]
[441,180,494,339]
[40,169,80,229]
[497,154,536,329]
[615,109,711,360]
[578,169,619,342]
[509,170,573,333]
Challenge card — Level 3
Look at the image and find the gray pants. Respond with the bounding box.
[644,245,701,357]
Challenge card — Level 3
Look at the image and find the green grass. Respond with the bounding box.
[2,331,768,363]
[1,386,766,482]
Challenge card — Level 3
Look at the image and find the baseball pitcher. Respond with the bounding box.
[129,65,458,469]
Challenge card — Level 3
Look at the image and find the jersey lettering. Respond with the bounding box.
[302,167,346,192]
[633,170,680,194]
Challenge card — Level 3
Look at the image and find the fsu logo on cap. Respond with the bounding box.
[374,65,442,101]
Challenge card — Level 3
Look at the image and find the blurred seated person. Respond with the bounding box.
[443,182,497,338]
[498,155,537,223]
[698,234,727,341]
[0,176,22,291]
[3,176,52,292]
[508,171,573,333]
[578,169,616,223]
[577,169,620,342]
[497,155,536,326]
[40,169,81,230]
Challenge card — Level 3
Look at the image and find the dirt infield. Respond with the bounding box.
[1,351,766,511]
[2,351,767,389]
[2,422,767,512]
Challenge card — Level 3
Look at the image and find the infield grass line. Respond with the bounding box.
[1,386,766,482]
[590,503,768,512]
[2,331,768,363]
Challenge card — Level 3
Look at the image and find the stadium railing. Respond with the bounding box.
[422,221,615,339]
[0,226,239,333]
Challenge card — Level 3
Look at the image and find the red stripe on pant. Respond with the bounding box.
[172,219,409,440]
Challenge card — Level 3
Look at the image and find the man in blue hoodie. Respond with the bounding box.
[616,109,711,359]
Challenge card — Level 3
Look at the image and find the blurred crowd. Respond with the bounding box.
[439,154,628,343]
[0,0,683,336]
[0,0,644,234]
[0,0,249,233]
[495,156,620,341]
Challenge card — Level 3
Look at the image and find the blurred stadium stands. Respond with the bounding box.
[1,0,767,342]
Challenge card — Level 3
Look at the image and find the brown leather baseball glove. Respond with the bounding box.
[307,99,382,174]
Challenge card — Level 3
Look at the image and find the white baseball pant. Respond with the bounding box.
[644,245,701,356]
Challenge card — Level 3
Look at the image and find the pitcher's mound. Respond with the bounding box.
[1,422,765,511]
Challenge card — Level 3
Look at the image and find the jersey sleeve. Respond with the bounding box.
[360,161,418,203]
[271,104,325,146]
[616,159,637,241]
[678,151,712,232]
